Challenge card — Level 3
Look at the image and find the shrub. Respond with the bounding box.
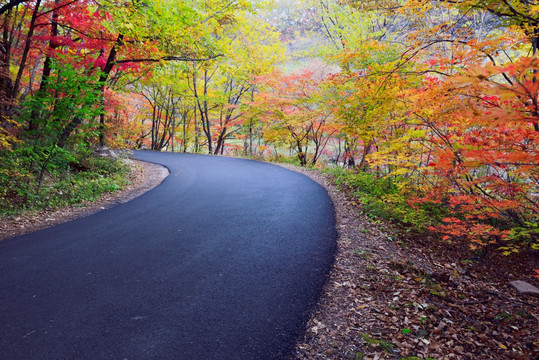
[0,147,129,215]
[324,167,448,232]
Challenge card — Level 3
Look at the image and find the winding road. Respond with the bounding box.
[0,152,336,359]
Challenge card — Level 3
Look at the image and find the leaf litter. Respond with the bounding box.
[281,164,538,360]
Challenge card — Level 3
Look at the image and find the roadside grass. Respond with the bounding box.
[0,148,130,216]
[262,150,446,234]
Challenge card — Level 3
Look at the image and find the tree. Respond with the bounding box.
[275,0,538,250]
[0,0,252,149]
[251,70,336,166]
[187,12,284,155]
[137,65,195,151]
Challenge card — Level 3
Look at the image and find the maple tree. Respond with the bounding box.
[250,70,337,166]
[246,0,536,252]
[319,0,538,251]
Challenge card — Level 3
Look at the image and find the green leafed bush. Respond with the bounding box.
[0,147,129,215]
[324,167,448,232]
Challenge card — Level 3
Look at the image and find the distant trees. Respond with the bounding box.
[249,70,336,165]
[134,13,284,155]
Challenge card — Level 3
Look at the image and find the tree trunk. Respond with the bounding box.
[295,139,307,166]
[29,2,58,131]
[12,0,41,100]
[56,117,82,147]
[192,68,212,154]
[193,103,199,152]
[0,9,14,119]
[532,29,538,132]
[98,34,124,146]
[358,140,373,169]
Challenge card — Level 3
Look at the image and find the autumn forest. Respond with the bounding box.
[0,0,538,357]
[1,0,537,254]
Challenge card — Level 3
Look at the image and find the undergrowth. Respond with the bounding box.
[323,167,448,233]
[0,146,130,216]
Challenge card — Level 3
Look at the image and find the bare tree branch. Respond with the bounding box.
[0,0,27,16]
[114,54,223,64]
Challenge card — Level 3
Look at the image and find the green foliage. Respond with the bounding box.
[498,221,539,254]
[361,333,394,353]
[506,222,539,245]
[0,58,119,216]
[0,146,129,215]
[20,60,102,148]
[324,167,448,232]
[274,155,315,168]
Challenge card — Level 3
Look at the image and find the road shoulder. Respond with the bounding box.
[0,159,169,241]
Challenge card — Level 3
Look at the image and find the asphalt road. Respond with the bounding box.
[0,152,336,359]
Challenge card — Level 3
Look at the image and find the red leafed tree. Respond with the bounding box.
[407,54,539,251]
[2,0,235,148]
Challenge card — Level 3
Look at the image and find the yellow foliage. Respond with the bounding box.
[0,117,20,151]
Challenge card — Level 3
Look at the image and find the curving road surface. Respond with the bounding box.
[0,152,336,359]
